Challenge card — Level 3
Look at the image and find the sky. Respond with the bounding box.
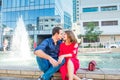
[61,0,72,16]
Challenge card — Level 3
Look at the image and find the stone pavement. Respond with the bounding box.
[0,77,36,80]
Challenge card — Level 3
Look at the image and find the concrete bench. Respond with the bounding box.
[0,66,120,80]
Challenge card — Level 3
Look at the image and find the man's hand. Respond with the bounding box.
[49,57,59,67]
[58,55,64,64]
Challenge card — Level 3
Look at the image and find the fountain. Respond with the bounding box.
[11,16,31,58]
[0,17,36,67]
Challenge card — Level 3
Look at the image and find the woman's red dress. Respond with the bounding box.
[59,42,80,80]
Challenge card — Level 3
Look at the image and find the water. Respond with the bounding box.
[78,52,120,69]
[0,17,33,67]
[11,16,31,58]
[0,52,120,69]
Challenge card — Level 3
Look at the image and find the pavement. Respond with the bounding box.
[0,77,37,80]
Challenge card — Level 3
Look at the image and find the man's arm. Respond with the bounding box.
[34,50,59,67]
[34,50,52,60]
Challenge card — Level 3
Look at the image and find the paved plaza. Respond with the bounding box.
[0,77,36,80]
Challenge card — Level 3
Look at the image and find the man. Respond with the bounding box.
[34,27,65,80]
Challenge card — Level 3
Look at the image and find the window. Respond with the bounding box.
[45,19,48,22]
[101,21,118,26]
[30,0,35,6]
[45,25,48,27]
[40,0,44,5]
[51,19,55,21]
[16,0,20,7]
[25,0,29,6]
[83,22,99,27]
[8,0,12,8]
[45,0,50,5]
[101,6,117,11]
[50,0,55,4]
[3,0,6,8]
[83,7,98,12]
[12,0,16,7]
[40,19,43,22]
[35,0,40,5]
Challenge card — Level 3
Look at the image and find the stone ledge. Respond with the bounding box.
[0,68,120,80]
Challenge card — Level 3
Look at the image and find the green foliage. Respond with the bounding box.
[84,22,102,42]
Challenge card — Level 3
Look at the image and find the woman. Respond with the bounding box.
[58,30,81,80]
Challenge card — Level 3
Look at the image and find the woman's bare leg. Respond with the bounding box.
[67,59,74,80]
[73,74,81,80]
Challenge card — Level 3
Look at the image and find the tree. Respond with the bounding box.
[84,22,102,42]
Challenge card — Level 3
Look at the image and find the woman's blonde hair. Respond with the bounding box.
[65,30,77,43]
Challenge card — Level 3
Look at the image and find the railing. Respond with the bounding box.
[80,41,120,48]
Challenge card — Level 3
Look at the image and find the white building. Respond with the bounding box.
[73,0,120,43]
[37,15,61,31]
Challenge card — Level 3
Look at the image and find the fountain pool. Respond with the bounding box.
[0,52,120,69]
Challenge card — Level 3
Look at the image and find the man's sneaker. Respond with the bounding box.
[50,76,54,80]
[38,76,44,80]
[82,78,93,80]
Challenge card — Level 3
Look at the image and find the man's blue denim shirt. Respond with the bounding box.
[35,38,62,58]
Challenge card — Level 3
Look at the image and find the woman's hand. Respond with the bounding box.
[49,57,59,67]
[58,55,64,64]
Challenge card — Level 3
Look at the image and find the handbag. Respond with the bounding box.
[88,60,96,71]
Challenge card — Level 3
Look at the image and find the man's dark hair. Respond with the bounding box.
[52,27,62,36]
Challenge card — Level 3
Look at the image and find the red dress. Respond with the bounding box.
[59,42,80,80]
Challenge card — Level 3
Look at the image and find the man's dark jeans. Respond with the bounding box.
[36,56,65,80]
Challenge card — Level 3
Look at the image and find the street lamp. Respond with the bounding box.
[33,25,37,49]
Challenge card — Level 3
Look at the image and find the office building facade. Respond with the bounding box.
[73,0,120,43]
[2,0,63,29]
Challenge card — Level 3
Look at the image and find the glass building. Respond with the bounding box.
[1,0,63,29]
[1,0,72,48]
[64,11,71,29]
[0,0,2,47]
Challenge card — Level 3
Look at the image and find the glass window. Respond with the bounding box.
[28,10,35,20]
[40,0,44,5]
[39,9,44,16]
[12,0,16,8]
[8,0,12,8]
[25,0,29,7]
[45,0,50,5]
[24,10,29,20]
[83,22,99,27]
[11,22,16,28]
[101,6,117,11]
[30,0,35,6]
[11,12,16,21]
[83,7,98,12]
[21,0,25,7]
[101,21,118,26]
[35,0,40,5]
[50,0,55,4]
[3,0,7,8]
[2,13,6,22]
[16,0,20,7]
[44,8,54,16]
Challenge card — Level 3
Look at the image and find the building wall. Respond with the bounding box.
[100,35,120,43]
[73,0,120,43]
[37,15,61,31]
[0,27,2,47]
